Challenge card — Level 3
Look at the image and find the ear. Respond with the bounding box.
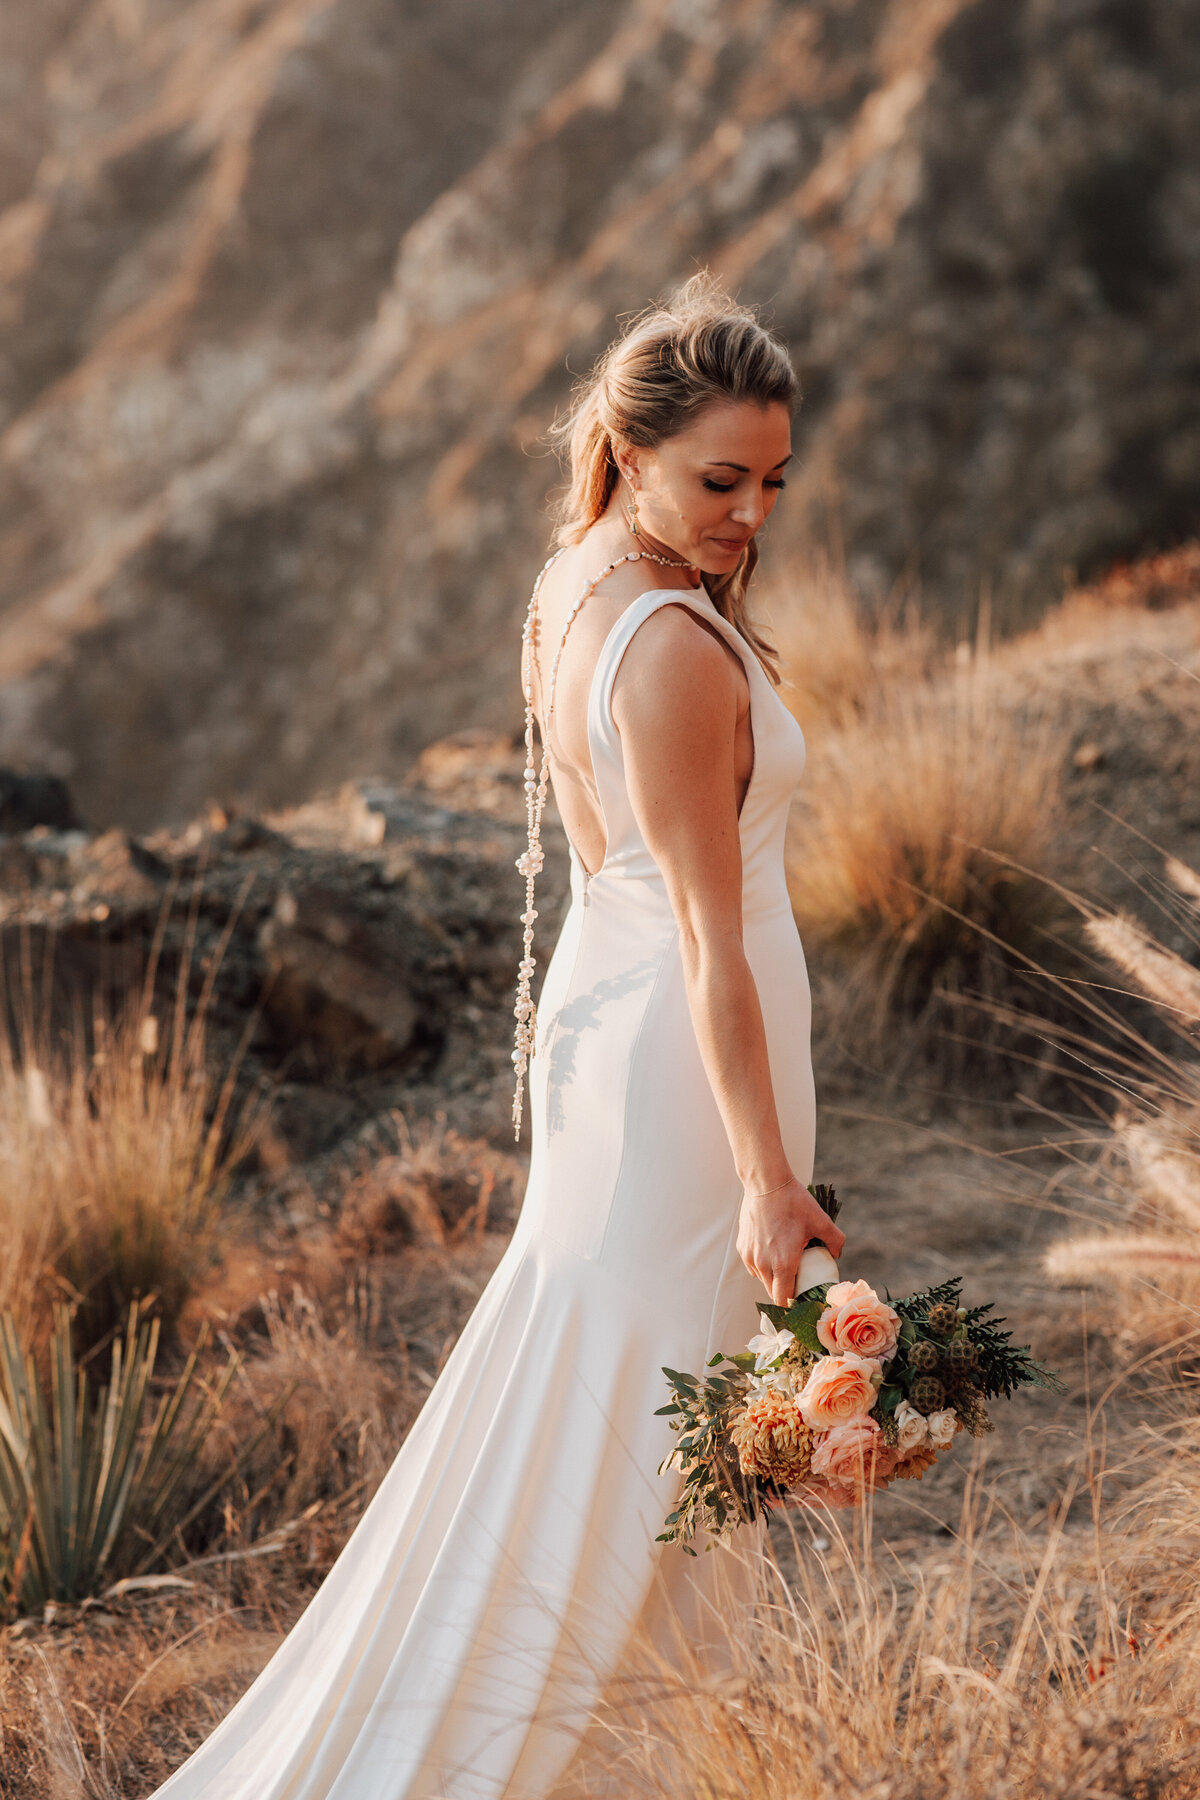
[613,442,641,489]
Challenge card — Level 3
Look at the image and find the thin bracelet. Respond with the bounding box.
[742,1176,793,1201]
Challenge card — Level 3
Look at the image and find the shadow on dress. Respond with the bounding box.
[541,956,663,1138]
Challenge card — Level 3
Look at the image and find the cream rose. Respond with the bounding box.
[797,1351,881,1431]
[893,1399,928,1454]
[816,1279,901,1362]
[926,1408,959,1450]
[810,1417,897,1492]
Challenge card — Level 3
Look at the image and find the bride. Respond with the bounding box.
[146,273,844,1799]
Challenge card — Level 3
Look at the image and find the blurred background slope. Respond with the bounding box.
[0,0,1197,828]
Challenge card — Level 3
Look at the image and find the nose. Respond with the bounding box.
[730,492,766,532]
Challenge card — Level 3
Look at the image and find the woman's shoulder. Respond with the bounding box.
[614,593,744,698]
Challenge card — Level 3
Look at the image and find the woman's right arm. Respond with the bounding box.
[611,606,844,1305]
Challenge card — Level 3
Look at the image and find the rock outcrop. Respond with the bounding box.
[0,750,567,1154]
[0,0,1197,827]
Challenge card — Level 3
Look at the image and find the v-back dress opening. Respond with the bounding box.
[145,586,815,1800]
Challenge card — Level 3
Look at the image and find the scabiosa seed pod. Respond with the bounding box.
[946,1337,980,1370]
[908,1339,940,1373]
[909,1375,946,1416]
[925,1303,959,1339]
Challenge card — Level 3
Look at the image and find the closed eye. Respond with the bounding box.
[702,477,788,493]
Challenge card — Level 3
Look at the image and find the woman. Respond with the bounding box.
[146,275,843,1800]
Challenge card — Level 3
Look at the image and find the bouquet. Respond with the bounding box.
[656,1184,1063,1552]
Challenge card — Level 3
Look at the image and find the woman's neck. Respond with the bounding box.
[587,498,702,587]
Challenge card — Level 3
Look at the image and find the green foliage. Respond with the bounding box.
[893,1277,1065,1399]
[758,1294,829,1352]
[0,1300,285,1618]
[655,1361,768,1554]
[960,1301,1066,1399]
[807,1182,842,1226]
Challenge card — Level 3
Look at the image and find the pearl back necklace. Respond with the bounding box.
[511,543,692,1139]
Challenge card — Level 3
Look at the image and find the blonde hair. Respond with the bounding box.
[550,273,799,681]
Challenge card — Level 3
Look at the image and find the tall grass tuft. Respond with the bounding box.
[785,643,1071,1065]
[1045,855,1200,1299]
[214,1288,410,1536]
[764,551,934,739]
[578,1453,1200,1799]
[0,944,264,1358]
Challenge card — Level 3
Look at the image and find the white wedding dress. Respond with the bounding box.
[147,587,815,1799]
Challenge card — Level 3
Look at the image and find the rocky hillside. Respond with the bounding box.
[1,0,1197,828]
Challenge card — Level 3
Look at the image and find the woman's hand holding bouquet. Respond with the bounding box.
[656,1184,1062,1551]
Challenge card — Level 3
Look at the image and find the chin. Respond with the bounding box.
[700,548,745,575]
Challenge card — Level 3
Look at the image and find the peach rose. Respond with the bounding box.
[810,1417,899,1492]
[797,1351,881,1431]
[816,1279,901,1362]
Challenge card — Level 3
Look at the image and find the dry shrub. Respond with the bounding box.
[786,645,1072,1065]
[209,1287,411,1536]
[763,552,935,739]
[0,968,262,1359]
[1067,539,1200,614]
[337,1112,525,1255]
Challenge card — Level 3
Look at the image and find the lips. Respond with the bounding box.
[713,536,750,551]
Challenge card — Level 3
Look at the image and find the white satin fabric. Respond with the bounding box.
[146,587,815,1799]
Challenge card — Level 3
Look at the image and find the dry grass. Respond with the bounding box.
[0,1587,288,1797]
[1044,855,1200,1310]
[337,1111,523,1255]
[570,1432,1200,1800]
[210,1286,412,1534]
[785,640,1073,1064]
[6,1409,1198,1799]
[763,552,935,739]
[0,959,263,1359]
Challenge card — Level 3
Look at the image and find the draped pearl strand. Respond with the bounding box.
[511,544,692,1139]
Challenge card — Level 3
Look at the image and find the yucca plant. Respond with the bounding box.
[0,1299,282,1619]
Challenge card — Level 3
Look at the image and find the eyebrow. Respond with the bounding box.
[704,454,794,471]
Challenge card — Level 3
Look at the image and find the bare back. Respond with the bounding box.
[528,540,755,878]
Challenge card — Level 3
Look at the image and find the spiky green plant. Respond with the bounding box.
[0,1300,284,1618]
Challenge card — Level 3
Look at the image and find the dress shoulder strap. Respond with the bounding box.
[587,585,759,759]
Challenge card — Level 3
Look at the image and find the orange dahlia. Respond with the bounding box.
[729,1386,814,1486]
[892,1442,939,1481]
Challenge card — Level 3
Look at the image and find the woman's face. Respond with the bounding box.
[617,398,793,575]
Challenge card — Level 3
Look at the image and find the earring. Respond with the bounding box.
[625,481,640,538]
